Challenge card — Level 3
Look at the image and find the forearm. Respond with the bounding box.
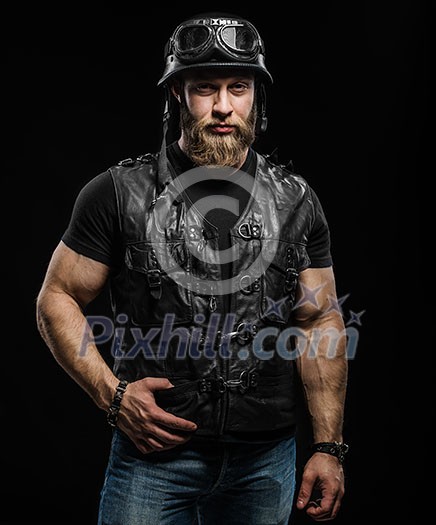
[296,311,348,442]
[36,287,118,411]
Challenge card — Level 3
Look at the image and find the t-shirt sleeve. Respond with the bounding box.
[306,187,333,268]
[61,170,123,269]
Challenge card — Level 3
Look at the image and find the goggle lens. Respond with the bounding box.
[177,26,210,53]
[220,26,257,53]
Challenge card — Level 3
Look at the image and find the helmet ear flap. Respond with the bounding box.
[256,82,268,135]
[258,115,268,134]
[163,83,182,143]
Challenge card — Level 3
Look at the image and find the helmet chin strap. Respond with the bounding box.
[158,85,172,180]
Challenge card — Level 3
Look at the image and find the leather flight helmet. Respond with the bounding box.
[157,13,273,86]
[156,13,272,174]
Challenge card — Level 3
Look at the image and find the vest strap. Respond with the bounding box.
[199,368,259,395]
[146,269,162,299]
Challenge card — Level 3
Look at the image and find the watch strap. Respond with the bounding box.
[311,441,349,464]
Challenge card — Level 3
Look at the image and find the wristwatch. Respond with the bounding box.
[311,441,349,464]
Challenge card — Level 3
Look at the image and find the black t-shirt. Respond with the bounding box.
[63,143,332,270]
[62,143,332,443]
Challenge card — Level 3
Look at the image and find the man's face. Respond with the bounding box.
[174,69,257,167]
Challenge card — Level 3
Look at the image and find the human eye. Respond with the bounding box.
[231,81,250,94]
[194,83,216,95]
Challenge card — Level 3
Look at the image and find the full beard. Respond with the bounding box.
[180,103,257,168]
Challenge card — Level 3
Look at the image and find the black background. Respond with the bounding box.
[4,2,425,524]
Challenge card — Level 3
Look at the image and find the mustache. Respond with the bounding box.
[202,118,243,128]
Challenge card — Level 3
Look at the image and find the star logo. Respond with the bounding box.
[293,282,325,310]
[263,296,289,321]
[346,309,365,326]
[325,293,350,315]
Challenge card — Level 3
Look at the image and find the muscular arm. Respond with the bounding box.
[294,267,347,442]
[36,241,197,452]
[293,266,348,521]
[36,241,118,410]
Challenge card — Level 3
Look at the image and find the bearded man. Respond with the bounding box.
[36,12,349,525]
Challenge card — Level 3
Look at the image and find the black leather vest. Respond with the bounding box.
[108,151,315,437]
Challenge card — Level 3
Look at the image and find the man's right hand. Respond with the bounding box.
[116,377,198,454]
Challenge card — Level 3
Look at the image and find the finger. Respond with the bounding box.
[330,493,343,519]
[134,440,156,455]
[138,436,185,454]
[143,377,174,391]
[147,423,195,445]
[145,435,168,451]
[296,474,317,510]
[307,512,338,522]
[125,428,164,455]
[153,408,198,432]
[137,434,167,452]
[136,438,176,455]
[306,493,336,520]
[148,438,189,452]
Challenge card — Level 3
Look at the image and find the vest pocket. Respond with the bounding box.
[226,376,296,432]
[125,241,193,326]
[153,382,217,430]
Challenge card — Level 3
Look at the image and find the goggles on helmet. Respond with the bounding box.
[158,15,273,86]
[172,19,263,63]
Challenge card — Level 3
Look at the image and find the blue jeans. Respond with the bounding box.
[97,429,296,525]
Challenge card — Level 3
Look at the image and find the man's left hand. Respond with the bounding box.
[296,453,345,521]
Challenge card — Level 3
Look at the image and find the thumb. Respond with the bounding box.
[296,471,316,510]
[141,377,174,392]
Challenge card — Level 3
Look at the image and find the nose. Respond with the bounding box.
[212,87,233,120]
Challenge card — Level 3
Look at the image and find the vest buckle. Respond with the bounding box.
[238,223,262,239]
[146,269,161,288]
[223,368,259,394]
[146,269,162,299]
[198,377,227,395]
